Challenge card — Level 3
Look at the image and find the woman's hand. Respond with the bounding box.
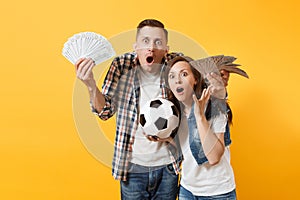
[193,88,211,118]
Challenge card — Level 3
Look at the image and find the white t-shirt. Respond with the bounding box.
[178,112,236,196]
[131,68,172,166]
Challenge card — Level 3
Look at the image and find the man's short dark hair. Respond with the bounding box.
[136,19,168,41]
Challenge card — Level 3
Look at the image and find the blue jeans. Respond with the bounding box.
[120,162,179,200]
[179,185,236,200]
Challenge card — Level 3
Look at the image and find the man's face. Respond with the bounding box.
[134,26,169,73]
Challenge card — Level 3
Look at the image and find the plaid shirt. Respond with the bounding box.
[92,52,183,181]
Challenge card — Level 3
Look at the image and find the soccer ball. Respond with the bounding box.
[139,98,180,139]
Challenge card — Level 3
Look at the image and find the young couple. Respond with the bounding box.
[75,19,236,199]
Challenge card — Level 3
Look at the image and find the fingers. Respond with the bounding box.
[209,72,221,79]
[146,135,173,143]
[202,88,211,102]
[193,94,198,104]
[207,85,213,94]
[193,89,210,107]
[76,58,95,80]
[206,72,224,87]
[200,88,210,100]
[75,58,85,70]
[206,72,226,99]
[146,135,159,142]
[193,89,211,117]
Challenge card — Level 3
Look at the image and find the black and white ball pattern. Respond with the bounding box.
[139,98,179,139]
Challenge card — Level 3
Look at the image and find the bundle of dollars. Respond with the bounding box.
[62,32,115,65]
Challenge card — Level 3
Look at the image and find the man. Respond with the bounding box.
[75,19,225,199]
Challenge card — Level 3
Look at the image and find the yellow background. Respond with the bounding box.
[1,0,300,199]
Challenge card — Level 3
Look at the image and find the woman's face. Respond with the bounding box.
[168,61,197,104]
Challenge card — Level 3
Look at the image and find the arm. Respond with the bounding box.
[75,58,106,112]
[193,88,225,165]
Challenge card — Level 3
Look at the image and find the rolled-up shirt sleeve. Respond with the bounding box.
[90,94,116,120]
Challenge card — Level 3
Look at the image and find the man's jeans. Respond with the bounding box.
[179,185,236,200]
[120,162,179,200]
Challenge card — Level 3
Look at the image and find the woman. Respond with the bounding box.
[166,56,236,200]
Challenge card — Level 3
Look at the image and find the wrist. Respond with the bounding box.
[86,80,97,92]
[195,113,206,121]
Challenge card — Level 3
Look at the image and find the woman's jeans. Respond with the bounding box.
[179,185,236,200]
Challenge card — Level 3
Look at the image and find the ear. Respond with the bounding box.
[193,81,197,91]
[194,78,198,87]
[165,45,169,54]
[163,46,169,59]
[133,43,137,51]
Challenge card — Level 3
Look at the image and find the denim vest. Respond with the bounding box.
[188,103,231,165]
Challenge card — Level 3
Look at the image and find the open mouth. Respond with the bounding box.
[176,87,184,93]
[146,56,154,64]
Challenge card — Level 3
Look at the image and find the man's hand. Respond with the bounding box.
[75,58,97,90]
[146,135,175,145]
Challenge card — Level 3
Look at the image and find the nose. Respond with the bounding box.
[175,75,182,84]
[147,42,156,51]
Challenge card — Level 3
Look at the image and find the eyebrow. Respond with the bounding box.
[140,36,149,40]
[139,35,164,40]
[169,68,189,76]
